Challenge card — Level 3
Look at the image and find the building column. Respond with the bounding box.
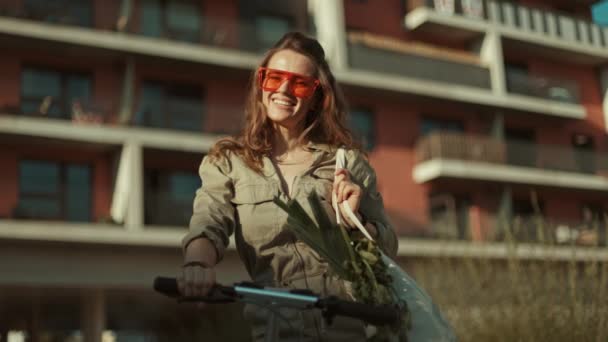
[126,140,144,230]
[117,0,133,32]
[490,112,504,140]
[110,140,144,229]
[81,289,105,342]
[310,0,348,71]
[477,29,506,96]
[601,66,608,134]
[118,58,135,125]
[29,295,41,342]
[497,186,513,238]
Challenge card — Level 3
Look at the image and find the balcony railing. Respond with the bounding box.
[432,212,608,246]
[2,98,115,125]
[0,1,93,27]
[410,0,608,51]
[0,2,313,55]
[144,191,194,227]
[416,131,608,176]
[505,69,582,104]
[130,103,244,135]
[347,31,491,89]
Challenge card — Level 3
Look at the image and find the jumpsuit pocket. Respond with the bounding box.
[231,183,280,244]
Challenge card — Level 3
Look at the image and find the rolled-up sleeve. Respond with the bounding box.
[182,155,235,263]
[347,150,398,258]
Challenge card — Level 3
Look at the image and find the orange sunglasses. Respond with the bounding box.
[257,67,320,99]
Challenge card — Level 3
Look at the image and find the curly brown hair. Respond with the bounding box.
[208,31,358,173]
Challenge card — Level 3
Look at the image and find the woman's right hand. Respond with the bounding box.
[178,237,219,300]
[177,262,216,298]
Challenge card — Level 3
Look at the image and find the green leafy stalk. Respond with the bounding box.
[274,190,407,341]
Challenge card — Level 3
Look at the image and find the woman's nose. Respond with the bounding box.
[275,78,294,95]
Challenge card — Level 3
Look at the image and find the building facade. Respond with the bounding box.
[0,0,607,340]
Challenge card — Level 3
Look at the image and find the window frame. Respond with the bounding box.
[136,80,204,132]
[17,159,93,222]
[349,107,376,151]
[20,66,93,120]
[144,168,200,226]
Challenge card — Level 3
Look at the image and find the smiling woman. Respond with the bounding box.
[178,32,398,341]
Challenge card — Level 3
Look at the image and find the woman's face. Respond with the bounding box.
[261,49,318,131]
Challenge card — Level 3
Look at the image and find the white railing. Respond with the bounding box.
[417,0,608,50]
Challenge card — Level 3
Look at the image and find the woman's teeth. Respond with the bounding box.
[273,99,294,106]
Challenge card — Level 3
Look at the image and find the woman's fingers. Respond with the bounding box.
[333,168,362,216]
[181,265,215,298]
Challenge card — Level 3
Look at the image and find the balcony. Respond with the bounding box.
[413,132,608,191]
[429,209,607,247]
[0,1,312,69]
[406,0,608,64]
[2,98,115,125]
[505,67,582,104]
[346,31,491,88]
[0,1,93,28]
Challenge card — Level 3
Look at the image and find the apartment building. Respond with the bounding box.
[0,0,606,340]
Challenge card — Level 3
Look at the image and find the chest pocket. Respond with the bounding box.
[231,183,280,244]
[232,183,278,205]
[307,166,335,200]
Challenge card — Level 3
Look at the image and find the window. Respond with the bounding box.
[144,170,200,226]
[141,0,201,43]
[254,14,291,51]
[420,117,464,136]
[429,193,470,240]
[24,0,93,27]
[348,109,375,151]
[16,160,91,221]
[505,128,536,167]
[135,81,203,132]
[20,67,92,120]
[571,134,595,174]
[508,196,544,242]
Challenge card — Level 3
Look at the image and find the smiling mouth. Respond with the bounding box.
[272,98,296,107]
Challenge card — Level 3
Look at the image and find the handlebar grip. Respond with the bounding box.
[154,277,180,297]
[320,297,400,327]
[153,277,235,303]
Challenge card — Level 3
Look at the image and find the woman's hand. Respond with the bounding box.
[333,168,362,224]
[332,169,362,229]
[177,238,218,307]
[333,168,379,238]
[177,262,216,298]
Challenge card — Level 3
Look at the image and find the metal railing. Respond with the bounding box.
[428,204,607,246]
[0,2,314,55]
[0,1,93,27]
[505,68,581,104]
[130,102,244,135]
[143,191,194,227]
[415,131,608,175]
[411,0,608,50]
[2,98,115,125]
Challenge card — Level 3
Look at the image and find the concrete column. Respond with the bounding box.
[125,140,144,230]
[29,295,41,342]
[490,112,504,140]
[117,0,133,32]
[310,0,348,71]
[118,58,135,125]
[81,289,105,342]
[110,143,133,224]
[477,30,506,96]
[601,67,608,134]
[497,186,512,236]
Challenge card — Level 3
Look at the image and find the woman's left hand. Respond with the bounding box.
[333,168,362,222]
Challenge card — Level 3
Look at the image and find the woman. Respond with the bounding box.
[179,32,398,341]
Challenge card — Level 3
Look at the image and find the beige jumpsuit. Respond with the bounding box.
[183,142,398,341]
